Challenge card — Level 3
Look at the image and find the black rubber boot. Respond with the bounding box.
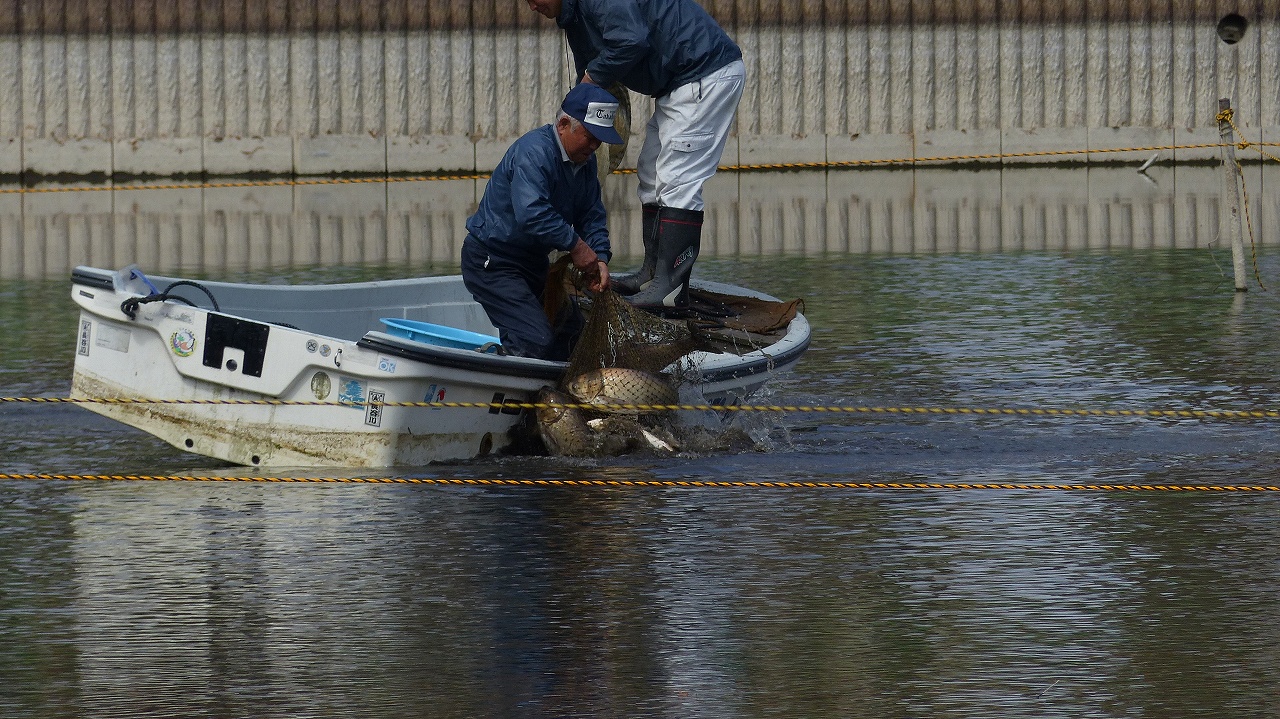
[611,203,660,296]
[626,206,703,308]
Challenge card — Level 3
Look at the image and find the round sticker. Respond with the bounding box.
[311,371,332,400]
[170,329,197,357]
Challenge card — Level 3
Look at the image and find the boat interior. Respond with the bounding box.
[75,266,497,343]
[72,265,805,363]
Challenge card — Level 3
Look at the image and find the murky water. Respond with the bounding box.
[5,170,1280,718]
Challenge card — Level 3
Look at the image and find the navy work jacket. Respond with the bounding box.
[557,0,742,98]
[465,124,611,264]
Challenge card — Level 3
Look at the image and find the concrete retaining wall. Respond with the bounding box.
[0,1,1276,178]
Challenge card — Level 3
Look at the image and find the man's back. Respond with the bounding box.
[466,124,607,263]
[558,0,742,97]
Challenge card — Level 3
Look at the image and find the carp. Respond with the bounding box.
[563,368,678,414]
[534,387,595,457]
[534,386,681,457]
[587,417,681,453]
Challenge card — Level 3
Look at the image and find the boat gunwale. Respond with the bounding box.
[358,332,568,381]
[70,265,811,386]
[358,319,810,387]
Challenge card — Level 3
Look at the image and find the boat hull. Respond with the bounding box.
[71,366,532,468]
[69,266,809,467]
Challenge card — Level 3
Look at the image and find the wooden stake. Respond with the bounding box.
[1217,98,1248,292]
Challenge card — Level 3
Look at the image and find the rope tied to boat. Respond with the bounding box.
[120,279,221,320]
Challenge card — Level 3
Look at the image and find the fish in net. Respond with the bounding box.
[564,287,704,381]
[532,257,803,456]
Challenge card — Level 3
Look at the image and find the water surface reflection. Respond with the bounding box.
[1,164,1275,279]
[4,170,1280,717]
[5,482,1280,718]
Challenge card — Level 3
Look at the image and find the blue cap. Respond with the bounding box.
[561,83,624,145]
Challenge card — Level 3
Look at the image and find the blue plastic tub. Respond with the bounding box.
[380,318,499,351]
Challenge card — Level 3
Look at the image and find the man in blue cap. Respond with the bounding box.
[527,0,745,308]
[461,82,624,361]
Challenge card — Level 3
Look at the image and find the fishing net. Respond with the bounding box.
[565,286,703,380]
[542,255,698,380]
[547,256,805,384]
[533,256,804,456]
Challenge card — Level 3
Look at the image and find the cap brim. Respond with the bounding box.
[585,124,624,145]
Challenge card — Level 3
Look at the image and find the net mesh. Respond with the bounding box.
[534,251,803,456]
[564,287,702,381]
[547,255,804,385]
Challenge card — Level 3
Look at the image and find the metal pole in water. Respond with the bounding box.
[1217,98,1248,292]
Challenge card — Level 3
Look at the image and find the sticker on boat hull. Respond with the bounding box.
[311,371,332,400]
[170,329,197,357]
[365,390,386,427]
[426,384,447,409]
[337,377,366,409]
[96,323,131,353]
[78,320,92,356]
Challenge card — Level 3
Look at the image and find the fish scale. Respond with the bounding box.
[563,368,678,413]
[534,387,595,457]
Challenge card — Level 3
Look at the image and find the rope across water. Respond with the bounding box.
[1,474,1277,491]
[0,140,1271,196]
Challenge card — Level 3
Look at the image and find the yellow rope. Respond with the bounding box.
[0,142,1264,195]
[1236,165,1267,291]
[1215,107,1269,291]
[4,106,1279,198]
[1,473,1277,490]
[5,395,1279,420]
[0,173,492,195]
[721,142,1240,172]
[1218,107,1280,164]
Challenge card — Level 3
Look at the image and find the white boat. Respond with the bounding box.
[69,265,810,467]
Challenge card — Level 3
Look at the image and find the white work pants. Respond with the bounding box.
[636,59,745,212]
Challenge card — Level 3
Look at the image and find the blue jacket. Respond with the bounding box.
[557,0,742,98]
[466,124,611,264]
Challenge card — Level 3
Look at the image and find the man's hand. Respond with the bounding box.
[582,72,596,85]
[569,237,610,292]
[590,261,610,293]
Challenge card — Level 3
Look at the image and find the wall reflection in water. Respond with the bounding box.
[0,164,1274,280]
[34,484,772,717]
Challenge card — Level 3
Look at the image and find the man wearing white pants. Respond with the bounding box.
[527,0,746,308]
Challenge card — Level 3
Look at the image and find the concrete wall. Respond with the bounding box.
[0,1,1275,179]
